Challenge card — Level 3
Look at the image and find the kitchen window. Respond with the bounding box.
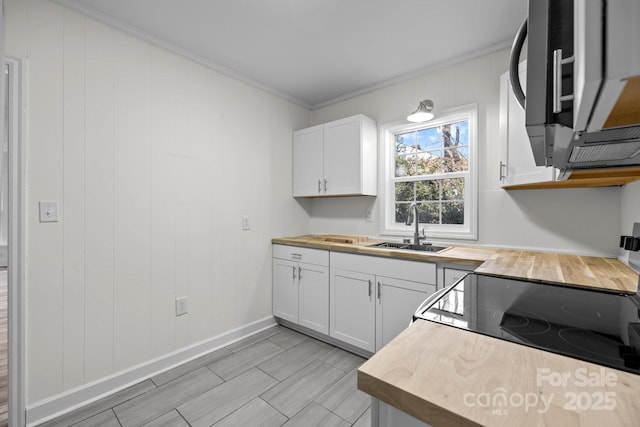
[381,104,477,240]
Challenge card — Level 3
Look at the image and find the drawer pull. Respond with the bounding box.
[291,253,302,260]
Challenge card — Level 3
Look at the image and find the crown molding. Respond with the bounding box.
[49,0,313,109]
[50,0,514,111]
[310,39,513,110]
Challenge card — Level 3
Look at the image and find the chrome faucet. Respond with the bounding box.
[405,202,426,245]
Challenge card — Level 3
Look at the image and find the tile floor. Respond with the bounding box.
[40,325,371,427]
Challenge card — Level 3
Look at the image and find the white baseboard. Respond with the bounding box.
[26,316,276,426]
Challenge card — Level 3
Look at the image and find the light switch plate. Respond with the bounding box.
[175,296,188,316]
[365,206,374,222]
[39,201,59,223]
[241,216,251,230]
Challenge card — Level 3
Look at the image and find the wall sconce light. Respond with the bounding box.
[407,99,435,123]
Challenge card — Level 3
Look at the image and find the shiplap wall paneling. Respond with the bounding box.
[83,19,116,387]
[62,7,86,391]
[26,0,65,401]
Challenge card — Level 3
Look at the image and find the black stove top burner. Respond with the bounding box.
[500,311,551,335]
[558,329,624,362]
[415,273,640,375]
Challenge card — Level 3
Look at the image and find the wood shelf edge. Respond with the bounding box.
[503,168,640,190]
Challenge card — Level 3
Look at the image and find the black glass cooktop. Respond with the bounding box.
[414,273,640,375]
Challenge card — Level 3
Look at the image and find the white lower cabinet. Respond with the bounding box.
[329,269,376,352]
[330,252,436,353]
[272,245,329,335]
[375,277,432,350]
[273,258,300,324]
[274,245,437,353]
[298,263,330,333]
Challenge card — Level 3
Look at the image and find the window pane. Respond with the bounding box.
[418,202,440,224]
[395,132,416,152]
[443,145,469,172]
[395,155,411,177]
[404,154,419,176]
[417,127,441,151]
[395,203,410,224]
[395,132,417,177]
[417,150,442,175]
[395,182,414,201]
[416,180,439,201]
[453,121,469,145]
[456,145,469,160]
[444,121,469,145]
[441,178,464,200]
[442,201,464,224]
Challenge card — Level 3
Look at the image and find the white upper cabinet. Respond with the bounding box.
[292,125,324,197]
[499,62,558,188]
[293,114,377,197]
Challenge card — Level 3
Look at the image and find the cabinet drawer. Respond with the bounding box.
[273,244,329,266]
[330,252,436,285]
[377,276,436,295]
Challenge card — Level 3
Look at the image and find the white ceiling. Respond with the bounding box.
[52,0,527,109]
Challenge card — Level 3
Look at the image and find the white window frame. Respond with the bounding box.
[380,103,478,240]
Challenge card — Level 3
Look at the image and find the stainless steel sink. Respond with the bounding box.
[371,242,448,253]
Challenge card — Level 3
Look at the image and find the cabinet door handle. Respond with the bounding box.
[499,161,506,181]
[323,179,327,192]
[377,282,381,300]
[318,179,321,193]
[292,265,296,280]
[552,48,575,114]
[298,266,302,281]
[368,280,372,297]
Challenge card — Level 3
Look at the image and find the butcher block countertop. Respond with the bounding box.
[475,250,638,294]
[359,321,640,427]
[272,235,638,294]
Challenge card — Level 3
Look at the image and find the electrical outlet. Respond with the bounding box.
[175,296,188,316]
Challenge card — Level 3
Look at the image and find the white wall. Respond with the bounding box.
[309,49,622,256]
[621,181,640,237]
[6,0,311,404]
